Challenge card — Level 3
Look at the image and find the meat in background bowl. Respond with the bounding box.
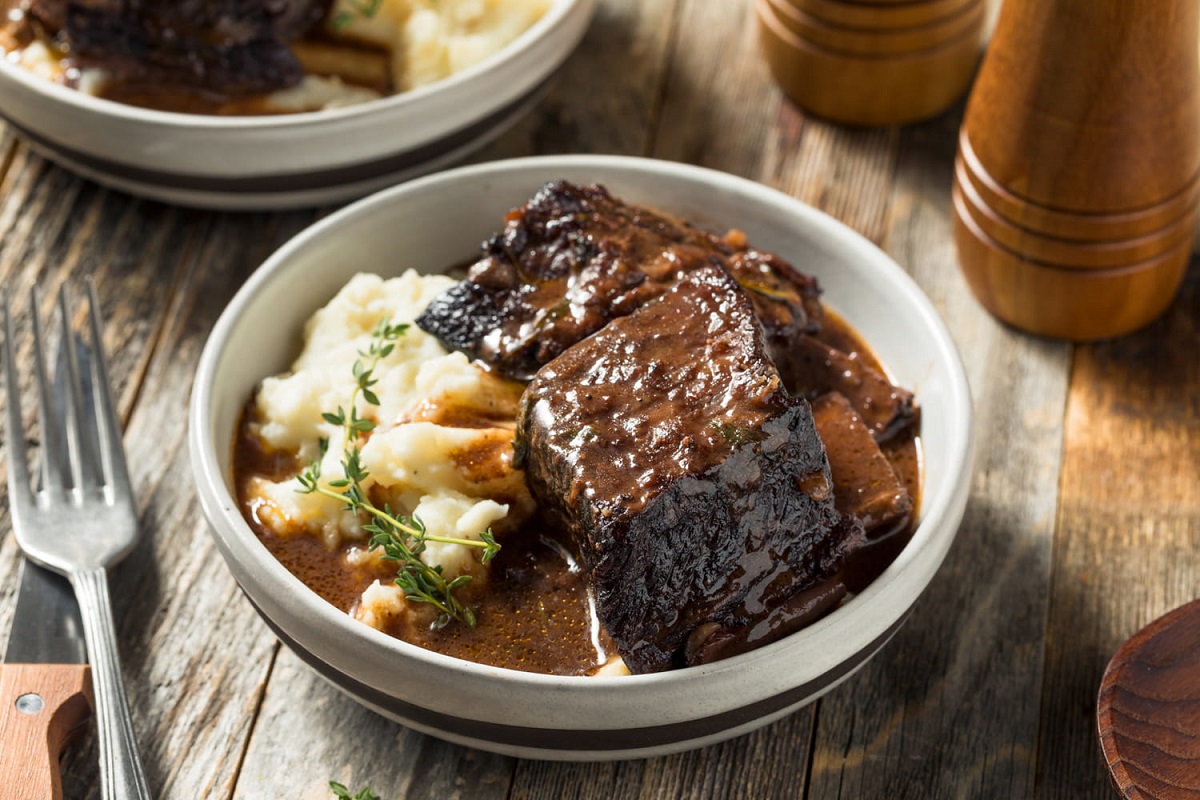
[188,154,974,759]
[0,0,595,210]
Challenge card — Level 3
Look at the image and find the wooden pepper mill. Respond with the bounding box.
[757,0,986,126]
[953,0,1200,340]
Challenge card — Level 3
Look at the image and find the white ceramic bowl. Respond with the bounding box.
[189,155,974,760]
[0,1,594,210]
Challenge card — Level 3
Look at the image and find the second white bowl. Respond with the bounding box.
[0,0,595,209]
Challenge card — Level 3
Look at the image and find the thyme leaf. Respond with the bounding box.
[710,420,768,446]
[331,0,383,31]
[329,782,379,800]
[297,316,500,629]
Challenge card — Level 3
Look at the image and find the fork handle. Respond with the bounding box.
[71,567,153,800]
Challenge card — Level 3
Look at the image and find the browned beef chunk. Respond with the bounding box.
[516,265,864,673]
[416,180,823,381]
[685,390,922,666]
[810,391,912,535]
[683,576,849,667]
[26,0,329,95]
[784,334,917,442]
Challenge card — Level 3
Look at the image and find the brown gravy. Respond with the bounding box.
[820,309,922,504]
[233,307,920,676]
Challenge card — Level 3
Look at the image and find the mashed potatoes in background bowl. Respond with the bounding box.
[0,0,594,209]
[189,154,974,760]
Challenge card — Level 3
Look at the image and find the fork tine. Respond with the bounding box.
[2,291,33,507]
[58,284,103,493]
[84,279,130,495]
[29,286,69,496]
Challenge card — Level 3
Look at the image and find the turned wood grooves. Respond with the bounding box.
[757,0,985,126]
[1098,600,1200,799]
[953,0,1200,340]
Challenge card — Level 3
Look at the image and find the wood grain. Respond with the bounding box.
[953,0,1200,339]
[1039,261,1200,798]
[962,0,1200,212]
[768,0,985,58]
[757,0,982,127]
[953,184,1193,341]
[1098,598,1200,799]
[235,648,512,800]
[100,209,321,800]
[472,0,681,161]
[0,664,92,800]
[788,0,980,29]
[652,0,779,176]
[804,106,1070,800]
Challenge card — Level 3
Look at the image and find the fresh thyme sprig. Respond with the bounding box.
[297,316,500,630]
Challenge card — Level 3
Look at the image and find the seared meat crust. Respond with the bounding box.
[517,266,864,673]
[416,180,824,382]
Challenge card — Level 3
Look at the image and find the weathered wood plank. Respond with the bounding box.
[512,713,817,800]
[0,155,221,796]
[648,0,778,175]
[0,146,66,564]
[751,97,902,247]
[236,648,512,800]
[473,0,682,160]
[804,109,1071,799]
[1037,263,1200,798]
[650,4,902,245]
[99,209,322,800]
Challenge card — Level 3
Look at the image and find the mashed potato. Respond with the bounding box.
[330,0,553,92]
[245,270,532,629]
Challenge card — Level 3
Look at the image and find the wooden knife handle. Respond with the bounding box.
[0,664,93,800]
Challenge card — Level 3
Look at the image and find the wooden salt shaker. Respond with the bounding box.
[953,0,1200,340]
[757,0,986,126]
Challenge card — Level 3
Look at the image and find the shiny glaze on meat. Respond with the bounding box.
[416,181,823,381]
[516,264,862,672]
[232,310,918,676]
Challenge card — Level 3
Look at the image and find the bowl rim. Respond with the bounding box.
[0,0,585,130]
[189,153,975,694]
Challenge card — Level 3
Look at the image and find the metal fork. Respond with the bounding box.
[3,283,152,800]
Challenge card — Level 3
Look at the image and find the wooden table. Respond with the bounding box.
[1,1,1197,797]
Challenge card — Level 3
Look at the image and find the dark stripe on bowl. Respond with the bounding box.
[6,79,548,196]
[250,595,910,753]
